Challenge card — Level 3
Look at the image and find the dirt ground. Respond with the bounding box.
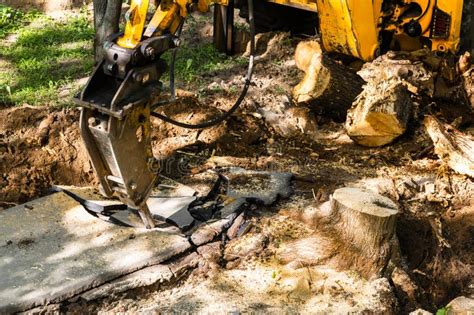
[1,11,473,314]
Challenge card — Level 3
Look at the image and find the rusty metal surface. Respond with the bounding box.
[0,191,191,313]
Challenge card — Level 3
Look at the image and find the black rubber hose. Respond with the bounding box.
[150,0,256,129]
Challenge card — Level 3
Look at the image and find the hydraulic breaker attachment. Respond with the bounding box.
[74,32,177,229]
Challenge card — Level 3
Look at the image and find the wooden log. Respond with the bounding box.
[358,50,435,95]
[327,187,399,278]
[345,80,413,147]
[424,115,474,177]
[292,40,365,121]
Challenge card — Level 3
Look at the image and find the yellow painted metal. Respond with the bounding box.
[424,0,464,53]
[386,0,463,54]
[266,0,317,12]
[316,0,383,61]
[117,0,150,48]
[144,3,181,37]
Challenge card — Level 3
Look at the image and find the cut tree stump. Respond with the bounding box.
[424,115,474,177]
[328,187,399,278]
[277,187,400,279]
[346,80,413,147]
[292,40,364,121]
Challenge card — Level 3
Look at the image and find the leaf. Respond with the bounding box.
[185,58,193,71]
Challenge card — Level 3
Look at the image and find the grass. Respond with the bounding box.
[0,5,94,106]
[162,42,247,85]
[0,5,246,107]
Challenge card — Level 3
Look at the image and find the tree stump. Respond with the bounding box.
[292,40,364,121]
[345,80,413,147]
[327,187,399,278]
[424,115,474,177]
[277,187,400,279]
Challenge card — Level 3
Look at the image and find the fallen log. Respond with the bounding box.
[345,80,413,147]
[292,40,364,121]
[424,115,474,177]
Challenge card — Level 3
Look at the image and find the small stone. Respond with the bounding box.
[226,213,245,239]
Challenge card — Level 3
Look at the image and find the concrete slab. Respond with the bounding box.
[0,192,191,313]
[80,264,174,301]
[222,168,293,205]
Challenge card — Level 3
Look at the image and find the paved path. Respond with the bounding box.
[0,191,191,313]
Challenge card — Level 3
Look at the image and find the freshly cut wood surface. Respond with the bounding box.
[346,80,413,147]
[327,187,400,278]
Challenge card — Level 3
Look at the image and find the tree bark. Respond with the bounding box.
[292,40,364,122]
[345,80,413,147]
[424,115,474,177]
[327,187,399,278]
[93,0,122,63]
[277,187,400,279]
[460,53,474,112]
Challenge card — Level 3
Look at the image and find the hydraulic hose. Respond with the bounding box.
[151,0,256,129]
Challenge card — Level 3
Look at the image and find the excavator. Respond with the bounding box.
[74,0,465,228]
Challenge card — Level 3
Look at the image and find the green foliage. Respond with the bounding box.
[436,306,450,315]
[0,5,40,39]
[162,42,246,84]
[0,8,94,106]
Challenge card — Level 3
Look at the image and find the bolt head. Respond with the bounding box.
[145,47,155,57]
